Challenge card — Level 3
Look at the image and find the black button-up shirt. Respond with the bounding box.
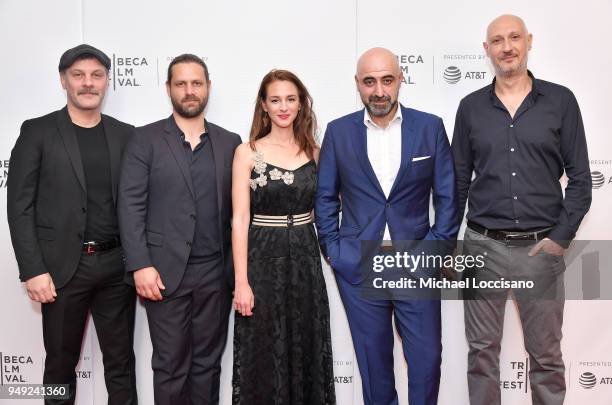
[169,117,221,263]
[451,71,591,246]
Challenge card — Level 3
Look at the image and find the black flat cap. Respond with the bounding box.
[58,44,111,72]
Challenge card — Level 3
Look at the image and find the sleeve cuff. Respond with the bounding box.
[547,225,575,249]
[19,267,49,282]
[125,255,153,273]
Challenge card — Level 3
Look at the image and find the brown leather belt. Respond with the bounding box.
[82,238,121,254]
[467,221,551,242]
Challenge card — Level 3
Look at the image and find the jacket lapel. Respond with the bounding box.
[351,112,385,197]
[101,115,122,204]
[56,107,86,192]
[207,121,224,217]
[388,106,416,197]
[162,117,196,199]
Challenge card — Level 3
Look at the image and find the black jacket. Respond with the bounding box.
[7,107,133,288]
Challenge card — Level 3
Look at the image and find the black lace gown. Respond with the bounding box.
[232,153,336,405]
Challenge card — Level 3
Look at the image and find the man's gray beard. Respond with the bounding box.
[366,100,396,117]
[494,58,528,78]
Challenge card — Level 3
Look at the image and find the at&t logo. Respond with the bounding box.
[580,372,597,389]
[444,66,461,84]
[592,171,606,189]
[443,66,487,84]
[578,371,612,389]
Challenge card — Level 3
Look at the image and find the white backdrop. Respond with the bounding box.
[1,1,611,404]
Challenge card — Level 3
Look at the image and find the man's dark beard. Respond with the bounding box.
[171,96,207,118]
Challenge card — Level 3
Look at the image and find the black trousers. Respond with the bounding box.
[42,247,137,405]
[144,257,231,405]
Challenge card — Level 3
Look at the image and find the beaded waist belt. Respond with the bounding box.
[251,212,312,228]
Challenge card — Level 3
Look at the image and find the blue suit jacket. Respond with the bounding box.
[315,105,459,285]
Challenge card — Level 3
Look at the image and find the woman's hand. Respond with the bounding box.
[233,281,255,316]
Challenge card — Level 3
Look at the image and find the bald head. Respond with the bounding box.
[486,14,529,41]
[356,47,401,77]
[483,14,532,78]
[354,47,402,123]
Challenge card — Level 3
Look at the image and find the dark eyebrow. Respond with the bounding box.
[382,75,395,80]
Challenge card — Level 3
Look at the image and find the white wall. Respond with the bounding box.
[1,1,611,404]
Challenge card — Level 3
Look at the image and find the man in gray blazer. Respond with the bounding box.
[118,54,241,405]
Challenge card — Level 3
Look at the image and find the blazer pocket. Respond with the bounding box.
[339,224,361,237]
[36,226,55,241]
[409,155,434,179]
[146,230,164,247]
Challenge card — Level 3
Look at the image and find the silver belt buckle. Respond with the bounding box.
[85,241,96,254]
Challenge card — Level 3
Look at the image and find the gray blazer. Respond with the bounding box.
[118,116,241,295]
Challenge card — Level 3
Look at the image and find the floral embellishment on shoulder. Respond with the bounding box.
[281,171,294,185]
[269,167,283,180]
[253,151,267,175]
[250,151,269,191]
[251,173,267,190]
[270,167,294,184]
[250,151,295,190]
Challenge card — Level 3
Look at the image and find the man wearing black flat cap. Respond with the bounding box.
[7,44,138,405]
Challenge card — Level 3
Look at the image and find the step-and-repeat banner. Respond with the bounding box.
[1,1,611,404]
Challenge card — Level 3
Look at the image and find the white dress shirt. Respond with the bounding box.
[364,106,403,241]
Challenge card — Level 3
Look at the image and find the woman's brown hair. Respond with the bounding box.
[249,69,318,159]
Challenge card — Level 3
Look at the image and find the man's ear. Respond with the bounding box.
[60,72,67,90]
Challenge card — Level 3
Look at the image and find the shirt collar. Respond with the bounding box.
[364,103,403,130]
[168,114,209,140]
[488,70,544,101]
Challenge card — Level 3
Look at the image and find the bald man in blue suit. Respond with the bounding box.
[315,47,459,405]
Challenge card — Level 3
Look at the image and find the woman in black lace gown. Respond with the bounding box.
[231,70,335,405]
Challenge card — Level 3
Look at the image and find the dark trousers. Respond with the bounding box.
[336,274,442,405]
[144,258,231,405]
[42,247,137,405]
